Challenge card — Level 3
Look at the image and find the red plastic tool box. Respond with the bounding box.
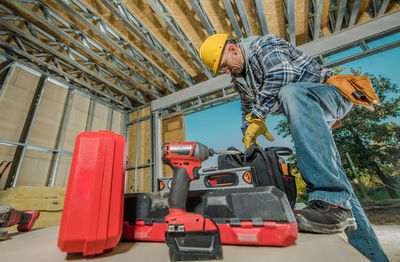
[122,186,298,247]
[58,131,126,256]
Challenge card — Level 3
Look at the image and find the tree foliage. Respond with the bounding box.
[276,70,400,199]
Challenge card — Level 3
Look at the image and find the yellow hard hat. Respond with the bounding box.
[199,33,228,75]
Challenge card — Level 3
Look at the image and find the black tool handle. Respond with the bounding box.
[168,166,191,210]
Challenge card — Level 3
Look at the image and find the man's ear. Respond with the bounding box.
[227,44,237,55]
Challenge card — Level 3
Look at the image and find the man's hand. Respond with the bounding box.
[242,114,274,150]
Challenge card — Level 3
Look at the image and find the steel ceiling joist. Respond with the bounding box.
[235,0,253,36]
[378,0,390,16]
[348,0,362,27]
[0,38,133,109]
[188,0,216,36]
[1,0,152,104]
[53,0,177,94]
[318,26,400,68]
[99,0,195,86]
[0,60,15,96]
[39,3,161,100]
[222,0,243,40]
[282,0,296,46]
[145,0,212,79]
[0,17,140,106]
[335,0,348,32]
[254,0,269,35]
[313,0,324,40]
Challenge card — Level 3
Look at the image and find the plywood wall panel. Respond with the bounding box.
[61,93,90,152]
[91,102,108,132]
[0,67,39,142]
[161,114,186,178]
[111,110,123,135]
[17,149,52,186]
[130,106,150,122]
[53,154,72,187]
[262,0,286,38]
[0,145,16,190]
[28,81,68,149]
[128,119,151,167]
[125,168,151,193]
[294,0,309,45]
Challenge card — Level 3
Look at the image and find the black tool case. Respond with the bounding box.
[122,186,298,246]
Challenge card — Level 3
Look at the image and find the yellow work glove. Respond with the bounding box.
[242,114,274,151]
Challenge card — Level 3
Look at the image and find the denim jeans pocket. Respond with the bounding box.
[336,96,353,120]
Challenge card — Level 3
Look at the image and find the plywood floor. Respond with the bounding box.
[0,226,369,262]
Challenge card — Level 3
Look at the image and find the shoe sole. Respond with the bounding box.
[296,215,357,234]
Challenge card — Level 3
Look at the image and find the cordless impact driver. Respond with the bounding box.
[162,142,239,261]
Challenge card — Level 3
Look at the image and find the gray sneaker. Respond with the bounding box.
[294,200,357,233]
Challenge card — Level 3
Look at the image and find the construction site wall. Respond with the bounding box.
[0,62,125,227]
[127,108,186,193]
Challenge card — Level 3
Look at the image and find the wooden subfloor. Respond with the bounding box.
[0,226,368,262]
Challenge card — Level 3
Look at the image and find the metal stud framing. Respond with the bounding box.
[282,0,296,46]
[5,75,47,189]
[348,0,362,27]
[235,0,253,36]
[0,60,15,97]
[99,0,195,86]
[188,0,216,36]
[1,0,151,105]
[54,0,177,94]
[335,0,348,32]
[254,0,269,35]
[145,0,212,79]
[222,0,244,40]
[312,0,324,40]
[46,88,73,187]
[0,60,126,188]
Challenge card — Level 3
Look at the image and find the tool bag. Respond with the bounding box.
[218,145,297,209]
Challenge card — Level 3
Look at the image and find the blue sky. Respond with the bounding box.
[185,37,400,168]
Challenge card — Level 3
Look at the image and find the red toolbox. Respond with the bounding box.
[122,186,298,247]
[58,131,126,256]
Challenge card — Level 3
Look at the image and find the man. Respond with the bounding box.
[199,33,388,262]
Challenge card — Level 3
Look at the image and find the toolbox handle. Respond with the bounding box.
[264,147,293,156]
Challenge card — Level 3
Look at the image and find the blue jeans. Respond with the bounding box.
[278,83,388,262]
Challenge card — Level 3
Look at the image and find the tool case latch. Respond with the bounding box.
[252,218,264,227]
[144,218,154,226]
[229,218,241,227]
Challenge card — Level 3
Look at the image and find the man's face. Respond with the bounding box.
[218,44,245,75]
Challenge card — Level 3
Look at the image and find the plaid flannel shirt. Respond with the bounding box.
[233,34,333,134]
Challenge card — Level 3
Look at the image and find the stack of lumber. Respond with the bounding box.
[0,186,66,230]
